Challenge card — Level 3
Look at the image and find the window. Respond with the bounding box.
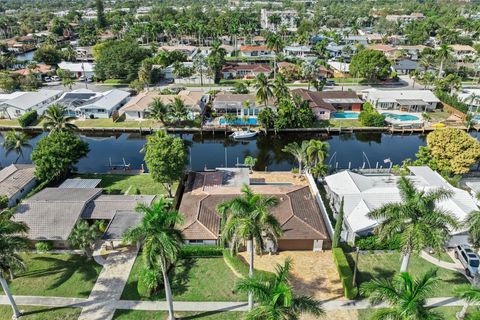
[319,111,325,115]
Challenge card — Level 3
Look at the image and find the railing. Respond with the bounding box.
[306,173,334,239]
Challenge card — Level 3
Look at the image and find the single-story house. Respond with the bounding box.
[0,164,36,207]
[291,89,363,120]
[396,45,428,60]
[327,61,350,78]
[13,63,52,80]
[367,44,397,58]
[239,45,273,58]
[458,88,480,113]
[392,59,419,75]
[325,166,478,246]
[120,90,206,120]
[0,89,63,119]
[178,168,330,251]
[75,89,130,119]
[362,88,440,112]
[160,45,198,60]
[221,64,272,80]
[212,93,261,117]
[283,45,313,59]
[344,35,369,46]
[449,44,477,62]
[57,61,95,79]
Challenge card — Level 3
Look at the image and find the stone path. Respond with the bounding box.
[78,245,138,320]
[420,250,465,273]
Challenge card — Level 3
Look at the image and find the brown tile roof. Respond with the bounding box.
[291,89,362,112]
[240,45,269,52]
[81,194,156,219]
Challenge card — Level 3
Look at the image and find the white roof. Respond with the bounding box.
[327,61,350,72]
[77,89,130,111]
[284,45,312,52]
[0,92,26,102]
[0,90,63,110]
[325,166,478,234]
[363,88,440,103]
[57,61,94,73]
[458,88,480,106]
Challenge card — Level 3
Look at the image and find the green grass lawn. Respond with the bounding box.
[427,111,451,122]
[346,251,468,298]
[113,310,242,319]
[314,119,365,128]
[0,306,81,320]
[75,173,174,196]
[121,257,245,301]
[74,118,160,128]
[0,253,101,298]
[358,307,467,320]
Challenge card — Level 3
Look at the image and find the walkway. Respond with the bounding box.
[78,245,138,320]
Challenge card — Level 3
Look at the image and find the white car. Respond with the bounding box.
[455,245,480,277]
[43,77,51,82]
[51,76,61,81]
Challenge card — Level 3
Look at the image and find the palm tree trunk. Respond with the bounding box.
[247,239,254,310]
[438,59,444,79]
[8,269,14,280]
[400,251,411,272]
[0,276,21,319]
[162,265,176,320]
[456,303,468,320]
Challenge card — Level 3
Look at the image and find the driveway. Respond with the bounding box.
[239,251,358,320]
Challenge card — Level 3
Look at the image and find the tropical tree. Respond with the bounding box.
[236,258,325,319]
[361,269,442,320]
[217,185,282,310]
[68,220,100,259]
[244,156,257,172]
[464,210,480,248]
[193,53,208,86]
[455,284,480,320]
[254,73,273,107]
[368,176,458,272]
[61,77,75,90]
[42,104,77,133]
[282,141,309,173]
[207,40,226,83]
[266,32,284,78]
[272,74,289,103]
[168,97,188,124]
[0,212,30,319]
[436,44,453,79]
[306,139,329,168]
[147,98,169,126]
[301,59,319,90]
[123,199,184,320]
[2,130,31,163]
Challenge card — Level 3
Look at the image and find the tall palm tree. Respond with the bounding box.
[254,73,273,108]
[467,93,480,114]
[272,74,289,103]
[436,44,453,79]
[217,185,282,310]
[282,141,309,173]
[306,139,329,168]
[236,258,325,319]
[42,104,77,133]
[361,269,442,320]
[368,177,458,272]
[266,32,284,78]
[147,98,169,126]
[2,130,31,163]
[168,97,188,125]
[123,199,183,320]
[464,210,480,248]
[0,212,30,319]
[455,284,480,319]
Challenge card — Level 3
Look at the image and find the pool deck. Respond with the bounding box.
[249,171,309,186]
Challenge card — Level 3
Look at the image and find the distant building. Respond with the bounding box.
[449,44,477,62]
[0,89,63,119]
[283,45,314,59]
[385,12,425,23]
[260,9,298,32]
[239,45,274,58]
[57,61,95,79]
[392,59,419,75]
[221,63,272,80]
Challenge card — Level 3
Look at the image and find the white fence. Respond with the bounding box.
[306,173,334,239]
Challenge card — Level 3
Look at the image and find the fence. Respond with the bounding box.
[442,102,467,121]
[306,173,334,239]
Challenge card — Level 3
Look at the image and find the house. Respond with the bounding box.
[0,89,63,119]
[160,45,198,60]
[396,45,428,60]
[457,88,480,113]
[327,60,350,77]
[57,61,95,79]
[120,90,206,120]
[12,64,52,80]
[291,89,363,120]
[362,88,440,112]
[385,12,425,23]
[74,89,130,119]
[367,44,397,58]
[221,64,272,80]
[212,93,263,117]
[260,9,298,32]
[392,59,419,75]
[178,168,330,251]
[325,43,347,58]
[325,166,477,245]
[283,45,313,59]
[12,181,156,247]
[0,164,36,207]
[239,45,273,58]
[344,35,369,46]
[449,45,477,62]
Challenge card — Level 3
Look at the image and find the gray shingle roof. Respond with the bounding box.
[81,194,156,219]
[59,179,101,189]
[102,211,142,240]
[1,90,62,110]
[0,164,36,199]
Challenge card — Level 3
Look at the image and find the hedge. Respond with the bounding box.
[356,234,402,251]
[332,247,357,299]
[435,90,468,114]
[180,245,224,257]
[222,249,274,280]
[18,110,37,127]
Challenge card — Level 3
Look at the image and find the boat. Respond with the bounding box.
[230,129,258,139]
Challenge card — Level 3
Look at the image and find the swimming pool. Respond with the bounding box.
[219,117,258,125]
[331,112,360,119]
[382,113,420,122]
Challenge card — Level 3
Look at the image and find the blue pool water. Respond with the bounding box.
[382,113,420,121]
[220,117,258,125]
[331,112,359,119]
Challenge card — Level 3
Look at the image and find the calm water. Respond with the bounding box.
[0,131,449,173]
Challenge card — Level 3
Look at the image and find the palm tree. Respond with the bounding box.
[147,98,169,126]
[282,141,309,173]
[2,130,32,163]
[266,32,284,78]
[368,176,458,272]
[0,212,30,319]
[61,77,75,90]
[361,269,442,320]
[254,73,273,107]
[464,210,480,248]
[67,220,100,259]
[236,258,325,319]
[168,97,188,125]
[436,44,453,79]
[217,185,282,310]
[455,284,480,319]
[42,104,77,133]
[272,74,289,103]
[123,199,184,320]
[467,93,480,114]
[306,139,329,168]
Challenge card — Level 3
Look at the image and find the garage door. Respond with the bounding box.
[278,240,314,251]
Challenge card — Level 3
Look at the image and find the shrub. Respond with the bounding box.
[35,241,53,252]
[332,247,357,299]
[435,90,468,114]
[181,245,224,257]
[18,110,38,127]
[356,234,402,251]
[0,195,8,209]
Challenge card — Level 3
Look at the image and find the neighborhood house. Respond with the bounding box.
[0,89,63,119]
[362,88,440,112]
[0,164,36,207]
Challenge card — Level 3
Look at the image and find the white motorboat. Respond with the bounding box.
[230,129,258,139]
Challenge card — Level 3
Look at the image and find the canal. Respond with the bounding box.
[0,131,446,173]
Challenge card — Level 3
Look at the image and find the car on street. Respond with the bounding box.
[325,80,336,86]
[51,76,61,81]
[455,244,480,277]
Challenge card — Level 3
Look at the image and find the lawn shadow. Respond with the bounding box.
[20,305,79,316]
[169,258,197,297]
[178,309,246,319]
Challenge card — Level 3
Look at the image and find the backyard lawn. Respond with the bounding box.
[358,307,465,320]
[121,257,245,301]
[0,306,81,320]
[76,173,175,196]
[346,251,468,298]
[74,118,159,128]
[0,253,101,298]
[113,310,242,320]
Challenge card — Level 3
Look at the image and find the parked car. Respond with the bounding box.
[43,77,51,82]
[325,80,336,86]
[454,244,480,277]
[51,76,61,81]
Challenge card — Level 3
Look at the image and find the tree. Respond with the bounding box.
[61,77,75,90]
[68,220,100,259]
[33,45,62,65]
[361,269,442,320]
[143,131,186,198]
[275,97,314,130]
[31,131,89,181]
[123,199,184,320]
[266,32,284,78]
[368,176,458,272]
[0,212,29,319]
[42,104,77,133]
[306,139,330,168]
[236,258,325,319]
[350,49,392,81]
[217,185,282,310]
[96,0,107,29]
[192,53,208,86]
[358,102,385,127]
[282,141,309,173]
[207,40,226,83]
[464,210,480,249]
[2,130,31,163]
[332,197,344,248]
[258,107,277,130]
[243,156,257,172]
[436,44,453,78]
[168,97,188,124]
[301,59,319,91]
[254,73,273,107]
[272,74,289,103]
[233,82,249,94]
[455,285,480,320]
[147,98,169,126]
